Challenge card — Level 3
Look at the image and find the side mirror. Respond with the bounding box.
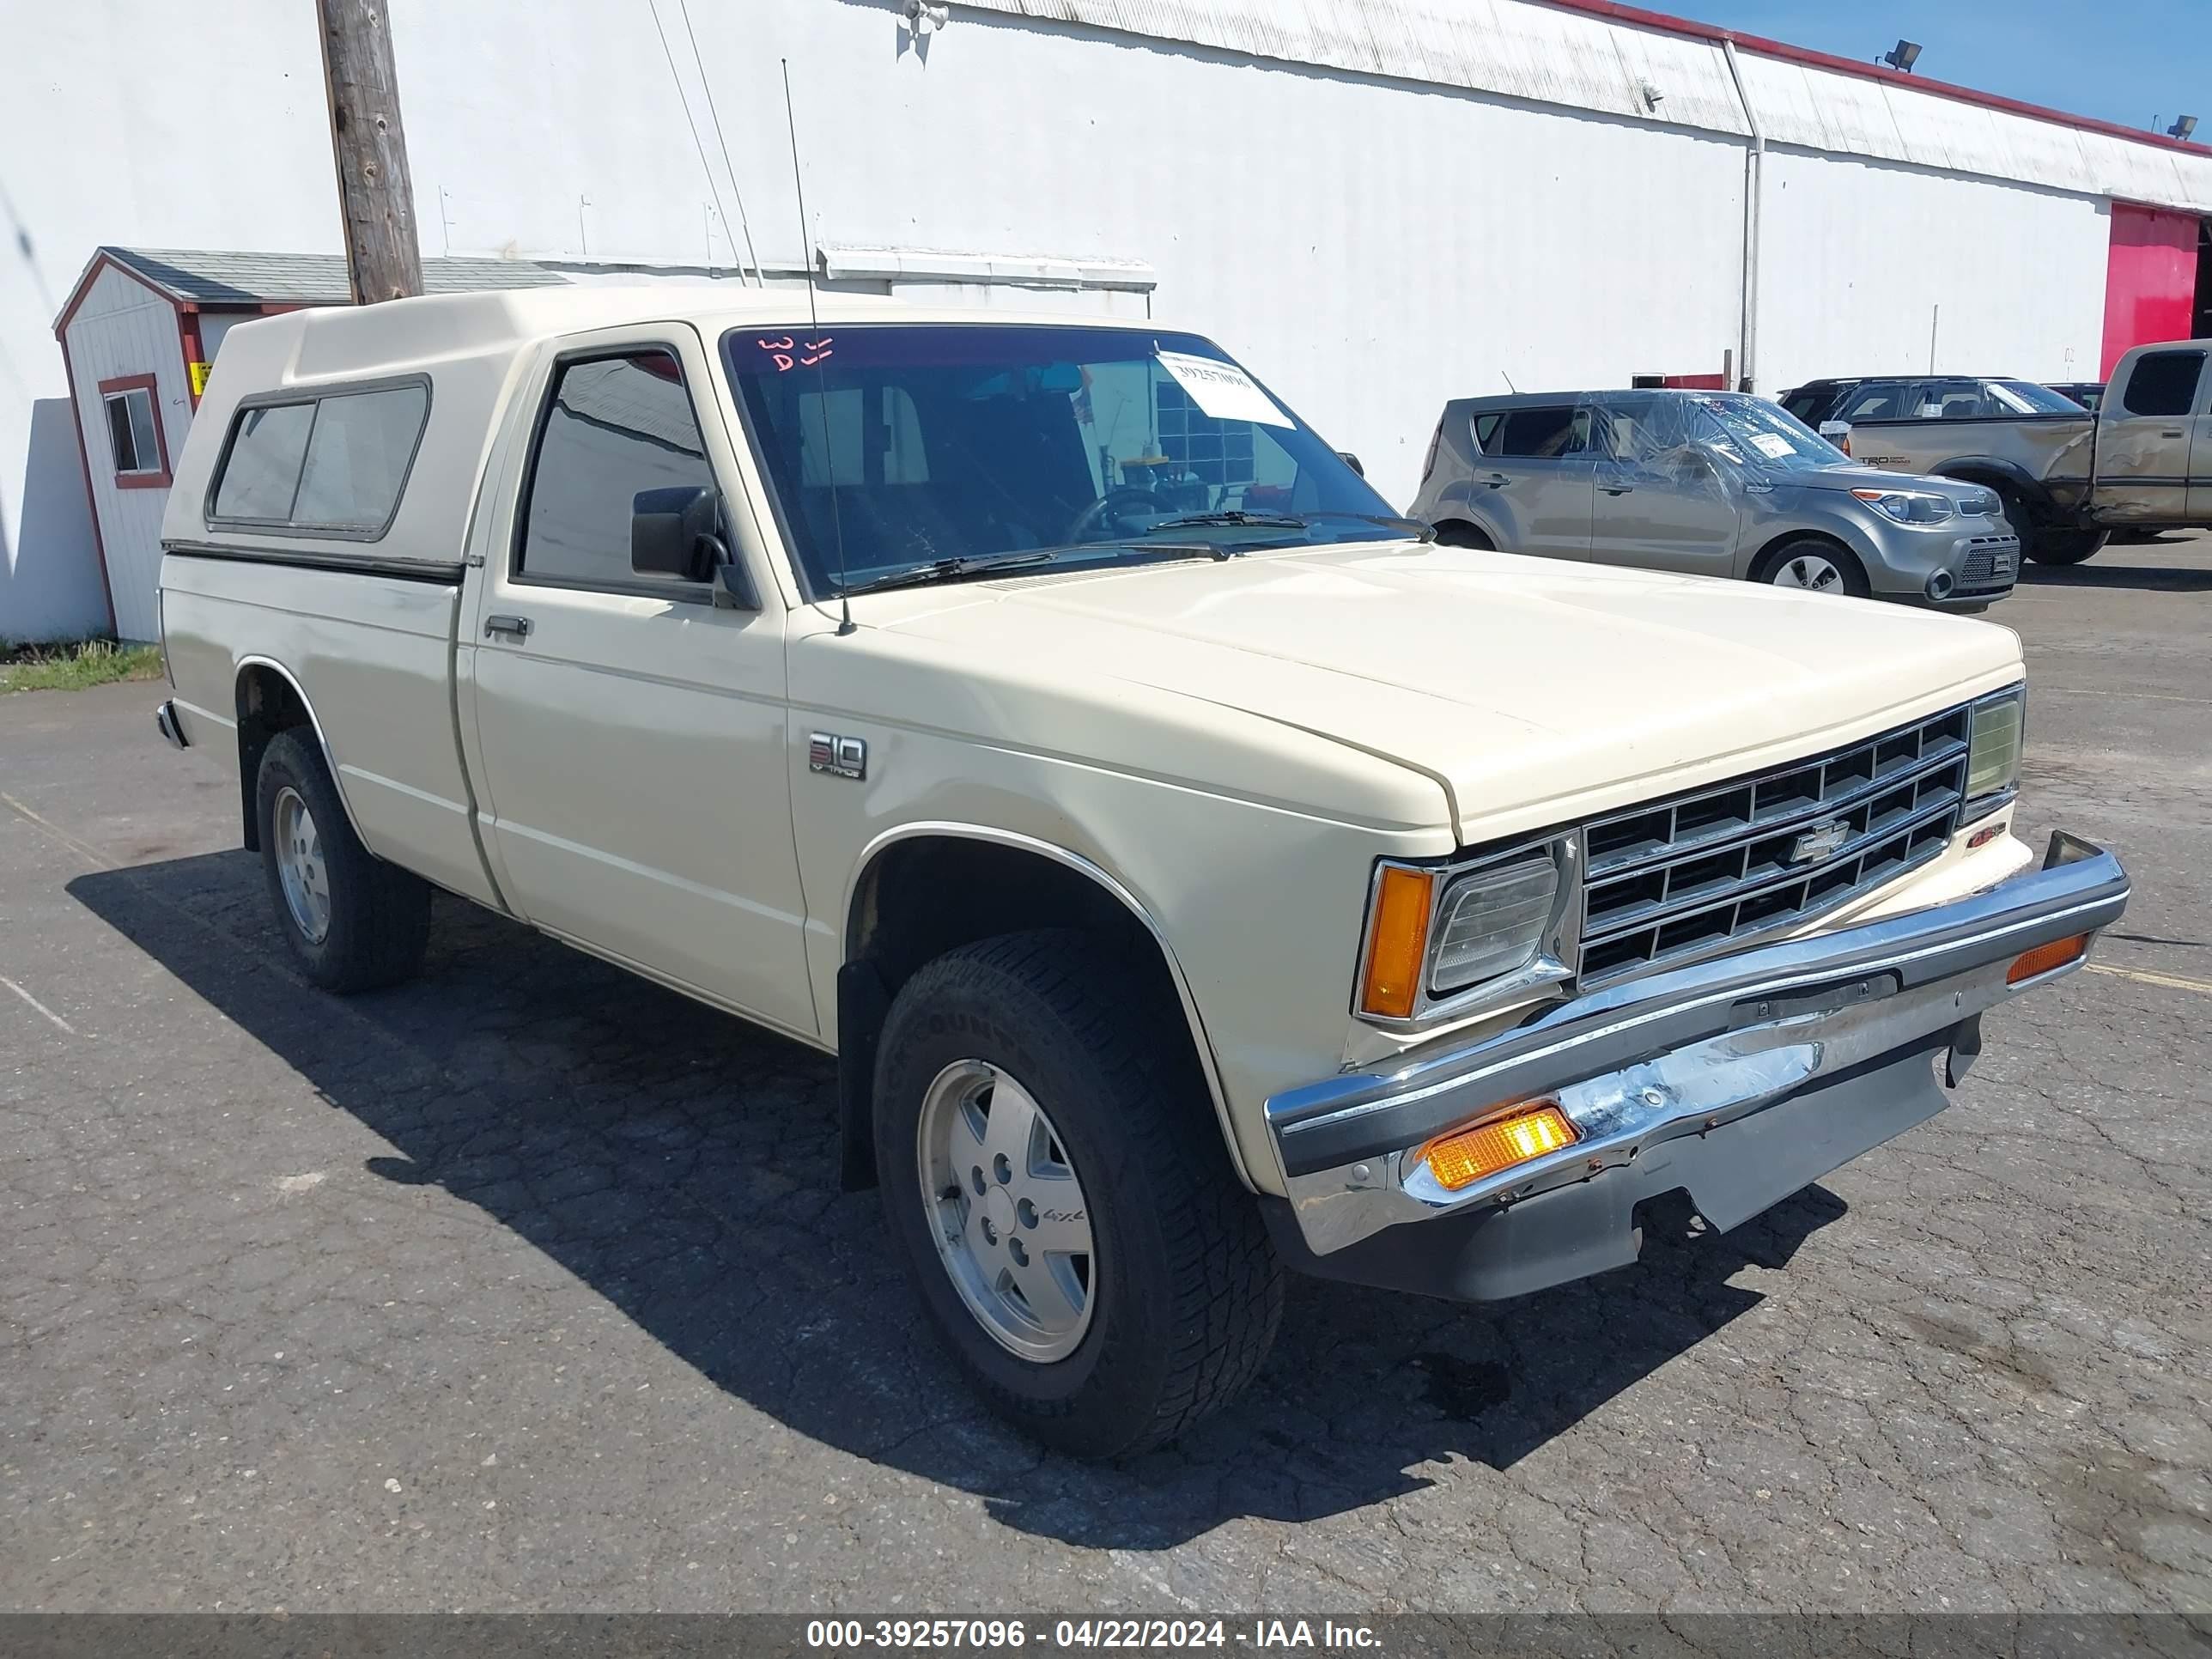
[1337,451,1365,477]
[1665,445,1717,483]
[1818,420,1853,456]
[632,484,726,583]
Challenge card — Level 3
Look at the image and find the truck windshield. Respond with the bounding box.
[1689,393,1848,473]
[723,324,1401,595]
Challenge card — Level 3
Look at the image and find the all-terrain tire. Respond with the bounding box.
[2027,527,2109,567]
[874,929,1284,1459]
[255,727,432,992]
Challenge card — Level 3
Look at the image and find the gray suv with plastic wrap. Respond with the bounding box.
[1410,388,2019,608]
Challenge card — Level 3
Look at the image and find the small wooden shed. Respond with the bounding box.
[54,248,568,641]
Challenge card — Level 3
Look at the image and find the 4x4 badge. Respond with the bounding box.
[808,732,867,781]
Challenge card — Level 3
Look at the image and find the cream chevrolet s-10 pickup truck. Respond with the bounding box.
[154,288,2129,1458]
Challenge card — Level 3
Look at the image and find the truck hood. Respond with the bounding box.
[866,543,2024,843]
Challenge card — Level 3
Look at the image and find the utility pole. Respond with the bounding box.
[315,0,422,304]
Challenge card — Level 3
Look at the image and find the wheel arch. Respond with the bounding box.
[1929,457,2056,520]
[838,823,1253,1194]
[233,657,367,854]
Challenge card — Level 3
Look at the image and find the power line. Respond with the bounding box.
[676,0,763,285]
[645,0,740,276]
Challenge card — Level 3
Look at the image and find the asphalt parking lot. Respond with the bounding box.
[3,541,2209,1618]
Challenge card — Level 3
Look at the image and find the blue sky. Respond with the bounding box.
[1637,1,2211,135]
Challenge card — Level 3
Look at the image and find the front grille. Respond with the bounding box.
[1577,702,1973,984]
[1960,495,1995,517]
[1957,535,2020,594]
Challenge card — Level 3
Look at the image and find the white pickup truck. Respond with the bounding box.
[155,288,2129,1457]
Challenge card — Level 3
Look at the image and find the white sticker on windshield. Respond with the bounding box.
[1750,432,1796,460]
[1156,351,1292,427]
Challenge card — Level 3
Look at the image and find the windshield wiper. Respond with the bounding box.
[836,541,1226,599]
[1145,509,1437,543]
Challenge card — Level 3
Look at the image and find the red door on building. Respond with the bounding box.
[2103,204,2203,375]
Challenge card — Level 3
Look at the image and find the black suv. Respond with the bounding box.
[1778,376,2087,428]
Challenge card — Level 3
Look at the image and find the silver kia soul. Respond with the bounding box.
[1407,389,2019,608]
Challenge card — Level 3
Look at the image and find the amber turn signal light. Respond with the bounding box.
[1418,1103,1579,1191]
[1359,866,1434,1019]
[2007,933,2087,984]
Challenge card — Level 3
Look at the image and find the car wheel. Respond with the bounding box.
[874,930,1283,1459]
[256,728,432,992]
[1432,520,1494,550]
[2027,527,2110,566]
[1754,538,1870,598]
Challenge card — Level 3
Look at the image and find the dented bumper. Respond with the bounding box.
[1260,832,2129,1303]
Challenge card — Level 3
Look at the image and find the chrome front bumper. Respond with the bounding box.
[1263,833,2128,1286]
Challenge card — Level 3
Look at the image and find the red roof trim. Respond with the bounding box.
[52,249,181,339]
[1544,0,2208,159]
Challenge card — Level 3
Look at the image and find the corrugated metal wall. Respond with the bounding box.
[7,0,2202,628]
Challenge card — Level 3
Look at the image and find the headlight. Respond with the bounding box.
[1965,686,2025,803]
[1431,860,1558,993]
[1850,487,1954,524]
[1357,842,1576,1024]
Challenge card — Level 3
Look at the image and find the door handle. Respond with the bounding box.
[483,614,532,640]
[2161,429,2185,439]
[1484,472,1511,489]
[1601,484,1634,495]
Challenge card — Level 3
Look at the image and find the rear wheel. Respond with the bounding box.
[255,728,431,992]
[1432,520,1494,550]
[1753,538,1870,598]
[874,930,1283,1459]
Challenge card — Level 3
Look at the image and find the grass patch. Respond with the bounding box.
[1,638,167,694]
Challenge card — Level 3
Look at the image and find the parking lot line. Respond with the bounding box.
[1,788,118,870]
[2084,962,2212,998]
[1,974,78,1035]
[2040,686,2212,707]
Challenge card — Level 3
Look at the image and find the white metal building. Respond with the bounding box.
[6,0,2211,640]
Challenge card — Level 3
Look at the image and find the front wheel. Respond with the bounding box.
[2027,527,2109,566]
[874,931,1283,1458]
[1753,538,1870,598]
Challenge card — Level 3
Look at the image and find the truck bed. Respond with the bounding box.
[1843,413,2095,509]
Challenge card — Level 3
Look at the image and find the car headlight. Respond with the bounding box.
[1965,685,2025,804]
[1850,487,1954,524]
[1357,842,1576,1024]
[1431,860,1558,993]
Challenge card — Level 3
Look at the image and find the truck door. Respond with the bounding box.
[1588,393,1740,576]
[459,324,817,1039]
[2099,346,2205,525]
[1473,403,1592,560]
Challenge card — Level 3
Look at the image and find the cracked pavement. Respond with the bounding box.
[2,541,2209,1615]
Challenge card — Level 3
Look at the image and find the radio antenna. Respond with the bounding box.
[782,58,854,635]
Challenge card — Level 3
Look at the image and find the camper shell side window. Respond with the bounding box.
[205,375,433,543]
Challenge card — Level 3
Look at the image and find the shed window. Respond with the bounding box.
[98,378,170,487]
[105,387,159,475]
[210,383,428,536]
